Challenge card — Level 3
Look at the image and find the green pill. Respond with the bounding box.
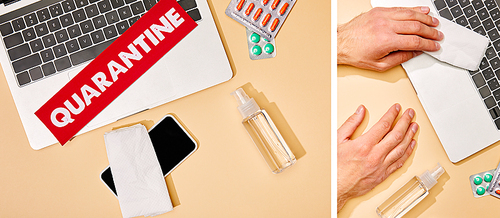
[250,33,260,43]
[264,43,274,54]
[474,176,483,185]
[477,187,486,195]
[485,173,493,182]
[251,45,262,56]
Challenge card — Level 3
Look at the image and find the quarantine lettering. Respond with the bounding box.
[35,0,197,145]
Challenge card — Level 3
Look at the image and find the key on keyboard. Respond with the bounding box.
[433,0,500,130]
[0,0,201,87]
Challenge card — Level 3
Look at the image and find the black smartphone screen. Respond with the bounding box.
[101,115,197,196]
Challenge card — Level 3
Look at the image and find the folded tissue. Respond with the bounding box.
[426,13,489,71]
[104,124,173,218]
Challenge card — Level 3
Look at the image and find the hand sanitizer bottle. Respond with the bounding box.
[376,163,445,218]
[231,88,296,174]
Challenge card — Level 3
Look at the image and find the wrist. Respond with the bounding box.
[337,24,351,66]
[337,181,352,213]
[337,190,350,213]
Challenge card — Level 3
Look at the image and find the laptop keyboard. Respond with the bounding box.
[433,0,500,129]
[0,0,201,87]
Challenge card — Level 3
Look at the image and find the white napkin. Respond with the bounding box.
[371,0,489,71]
[104,124,173,218]
[427,13,488,71]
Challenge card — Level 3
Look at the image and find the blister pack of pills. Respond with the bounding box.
[225,0,296,41]
[246,28,276,60]
[487,162,500,198]
[469,168,494,198]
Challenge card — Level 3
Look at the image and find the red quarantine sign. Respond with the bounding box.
[35,0,197,145]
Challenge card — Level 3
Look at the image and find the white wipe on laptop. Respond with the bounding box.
[104,124,173,218]
[426,13,488,70]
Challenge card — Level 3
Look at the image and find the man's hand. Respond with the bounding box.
[337,104,418,212]
[337,7,444,71]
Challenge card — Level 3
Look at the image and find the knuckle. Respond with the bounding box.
[431,28,441,39]
[366,156,382,169]
[370,7,384,16]
[410,21,423,33]
[375,63,390,72]
[426,15,435,26]
[374,173,386,184]
[380,120,393,131]
[400,9,416,19]
[395,146,406,158]
[358,143,373,155]
[407,36,423,49]
[398,161,404,169]
[371,17,390,31]
[377,33,390,45]
[399,52,414,64]
[385,167,396,178]
[393,161,404,173]
[392,131,404,143]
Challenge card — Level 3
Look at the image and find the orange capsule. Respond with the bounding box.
[496,189,500,195]
[270,18,279,31]
[271,0,280,10]
[279,2,289,15]
[253,8,263,21]
[245,3,255,15]
[236,0,245,11]
[262,0,269,5]
[262,13,271,26]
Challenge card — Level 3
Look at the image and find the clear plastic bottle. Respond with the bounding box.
[376,163,445,218]
[231,88,296,174]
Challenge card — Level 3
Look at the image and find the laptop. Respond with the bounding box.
[371,0,500,163]
[0,0,233,150]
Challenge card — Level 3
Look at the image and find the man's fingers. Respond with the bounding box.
[338,105,366,144]
[382,122,419,165]
[393,35,441,52]
[385,139,416,175]
[411,6,430,14]
[394,20,443,41]
[361,104,401,144]
[389,7,439,27]
[378,109,415,152]
[374,51,421,71]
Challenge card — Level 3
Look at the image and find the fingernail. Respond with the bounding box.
[413,51,423,57]
[411,123,419,133]
[432,17,439,25]
[409,109,415,119]
[420,6,430,13]
[356,105,364,114]
[410,140,416,149]
[438,31,444,40]
[395,104,401,112]
[435,42,441,50]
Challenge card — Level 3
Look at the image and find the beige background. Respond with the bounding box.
[0,0,331,217]
[338,0,500,217]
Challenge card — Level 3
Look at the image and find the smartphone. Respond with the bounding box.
[100,114,197,196]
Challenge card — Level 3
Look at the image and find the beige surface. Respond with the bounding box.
[0,0,331,217]
[337,0,500,217]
